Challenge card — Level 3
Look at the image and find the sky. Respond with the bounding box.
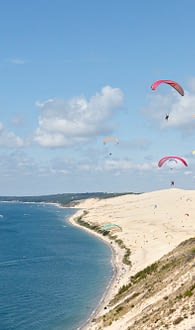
[1,0,195,195]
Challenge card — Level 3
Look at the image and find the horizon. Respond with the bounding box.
[0,187,193,198]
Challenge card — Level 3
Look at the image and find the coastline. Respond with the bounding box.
[68,188,195,330]
[68,207,130,329]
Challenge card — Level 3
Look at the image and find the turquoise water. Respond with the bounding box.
[0,202,113,330]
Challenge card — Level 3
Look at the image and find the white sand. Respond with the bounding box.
[69,188,195,329]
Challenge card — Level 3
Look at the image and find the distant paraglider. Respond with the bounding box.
[103,136,119,145]
[103,136,119,157]
[151,80,184,96]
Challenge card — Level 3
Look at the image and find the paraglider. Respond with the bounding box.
[151,80,184,96]
[103,136,119,157]
[158,156,188,168]
[103,136,119,145]
[158,156,187,188]
[151,80,184,121]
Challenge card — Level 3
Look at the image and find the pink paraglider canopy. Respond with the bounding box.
[151,80,184,96]
[158,156,188,168]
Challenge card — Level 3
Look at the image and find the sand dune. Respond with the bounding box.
[69,188,195,329]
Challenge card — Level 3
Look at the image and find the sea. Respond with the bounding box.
[0,201,114,330]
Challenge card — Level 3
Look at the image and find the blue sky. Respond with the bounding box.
[1,0,195,195]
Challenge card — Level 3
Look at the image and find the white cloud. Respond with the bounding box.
[44,157,156,178]
[103,159,155,171]
[144,87,195,132]
[0,122,25,147]
[7,58,28,65]
[0,151,35,174]
[186,78,195,93]
[34,86,124,147]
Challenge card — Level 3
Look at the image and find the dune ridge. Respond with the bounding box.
[69,188,195,329]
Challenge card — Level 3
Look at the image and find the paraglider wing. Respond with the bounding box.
[103,136,119,145]
[158,156,188,168]
[151,80,184,96]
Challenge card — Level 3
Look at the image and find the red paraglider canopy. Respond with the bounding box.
[158,156,188,168]
[151,80,184,96]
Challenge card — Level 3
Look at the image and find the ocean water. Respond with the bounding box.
[0,202,113,330]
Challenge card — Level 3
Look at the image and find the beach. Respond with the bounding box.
[69,188,195,330]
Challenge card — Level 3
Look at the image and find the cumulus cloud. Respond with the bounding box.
[0,122,25,147]
[143,85,195,132]
[46,156,156,178]
[103,159,155,171]
[34,86,124,147]
[186,78,195,93]
[0,151,36,176]
[7,58,28,65]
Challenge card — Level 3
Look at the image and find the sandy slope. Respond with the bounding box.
[69,188,195,330]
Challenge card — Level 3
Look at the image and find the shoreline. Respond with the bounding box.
[67,188,195,330]
[68,208,130,329]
